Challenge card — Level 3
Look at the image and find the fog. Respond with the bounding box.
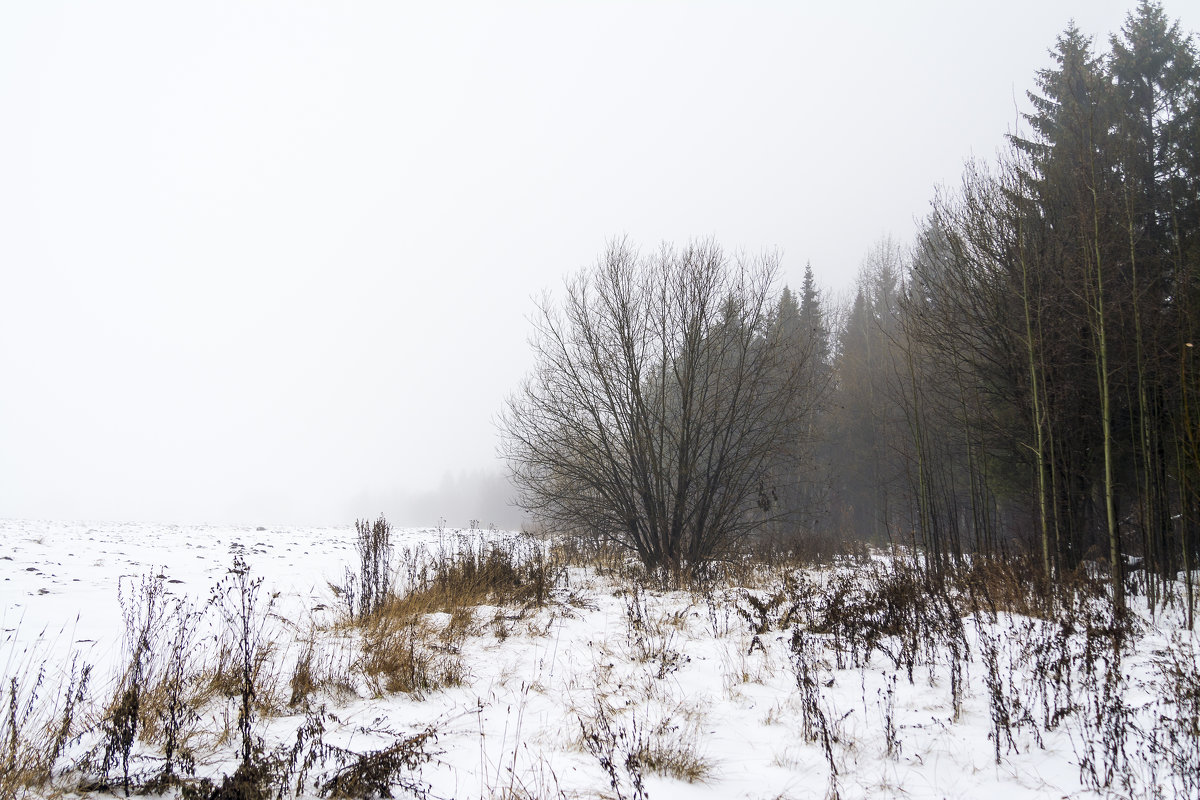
[0,1,1135,527]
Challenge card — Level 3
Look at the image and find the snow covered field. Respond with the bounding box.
[2,518,1198,799]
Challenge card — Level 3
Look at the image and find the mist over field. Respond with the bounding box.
[0,0,1139,528]
[350,469,530,532]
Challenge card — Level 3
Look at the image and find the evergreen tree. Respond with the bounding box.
[798,263,830,379]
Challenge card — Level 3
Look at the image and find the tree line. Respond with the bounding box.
[502,1,1199,618]
[817,0,1200,616]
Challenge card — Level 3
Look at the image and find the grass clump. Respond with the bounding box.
[353,534,564,697]
[391,535,561,615]
[360,615,464,698]
[578,697,712,798]
[1,655,92,800]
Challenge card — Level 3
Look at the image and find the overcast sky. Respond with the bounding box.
[1,1,1158,527]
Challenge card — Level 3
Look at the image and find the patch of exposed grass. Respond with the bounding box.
[360,614,465,697]
[349,535,566,697]
[388,536,562,616]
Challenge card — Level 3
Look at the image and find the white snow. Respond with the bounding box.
[2,518,1197,799]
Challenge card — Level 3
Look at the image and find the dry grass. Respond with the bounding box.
[190,630,289,721]
[1,654,92,800]
[388,536,562,615]
[8,525,1195,799]
[633,707,713,783]
[349,535,565,698]
[315,725,439,799]
[548,529,635,579]
[577,695,713,796]
[360,614,465,697]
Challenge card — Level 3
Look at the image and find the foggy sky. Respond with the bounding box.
[1,1,1144,527]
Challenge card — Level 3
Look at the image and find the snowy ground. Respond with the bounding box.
[2,518,1198,799]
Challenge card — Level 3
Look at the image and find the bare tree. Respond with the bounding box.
[500,239,817,572]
